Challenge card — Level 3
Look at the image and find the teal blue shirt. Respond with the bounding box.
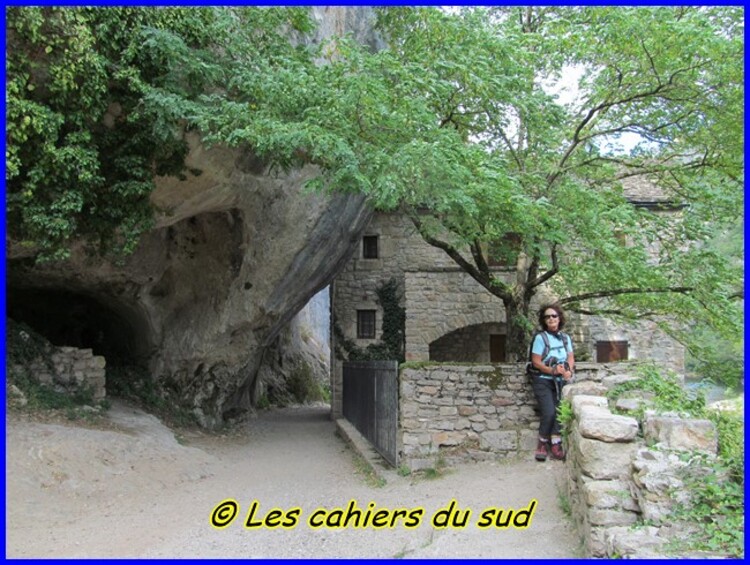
[531,331,572,366]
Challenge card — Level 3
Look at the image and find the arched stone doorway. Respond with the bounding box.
[429,322,508,363]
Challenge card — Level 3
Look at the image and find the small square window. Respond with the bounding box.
[357,310,376,339]
[362,235,379,259]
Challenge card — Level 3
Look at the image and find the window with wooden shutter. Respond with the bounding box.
[596,340,629,362]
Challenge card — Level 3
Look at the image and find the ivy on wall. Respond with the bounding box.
[334,278,405,363]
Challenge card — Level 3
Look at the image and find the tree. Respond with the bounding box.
[6,7,313,260]
[7,7,743,378]
[196,6,743,366]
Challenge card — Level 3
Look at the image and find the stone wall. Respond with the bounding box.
[404,272,510,362]
[12,345,107,403]
[398,362,625,470]
[399,361,724,557]
[587,316,685,373]
[331,209,687,416]
[333,211,685,367]
[332,213,459,351]
[563,379,720,558]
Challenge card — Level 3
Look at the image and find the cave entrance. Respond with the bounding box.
[6,287,151,368]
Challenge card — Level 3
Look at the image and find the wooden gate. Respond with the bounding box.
[342,360,399,467]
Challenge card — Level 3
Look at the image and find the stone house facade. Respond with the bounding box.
[330,179,687,418]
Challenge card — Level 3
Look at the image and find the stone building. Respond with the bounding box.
[330,177,687,418]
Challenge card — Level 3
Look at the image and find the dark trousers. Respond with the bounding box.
[531,374,562,437]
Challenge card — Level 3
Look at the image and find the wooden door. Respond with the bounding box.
[490,334,506,362]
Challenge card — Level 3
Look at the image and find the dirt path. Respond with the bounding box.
[6,400,580,558]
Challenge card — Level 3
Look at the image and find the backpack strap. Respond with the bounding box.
[533,331,570,361]
[540,331,551,359]
[527,331,572,380]
[561,332,571,354]
[528,331,551,362]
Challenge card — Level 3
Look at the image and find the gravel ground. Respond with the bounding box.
[6,400,581,558]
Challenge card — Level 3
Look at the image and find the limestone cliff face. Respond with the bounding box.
[6,7,377,427]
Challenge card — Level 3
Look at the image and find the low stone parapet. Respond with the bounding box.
[398,362,627,470]
[563,384,720,558]
[11,345,106,403]
[400,364,537,470]
[643,413,718,453]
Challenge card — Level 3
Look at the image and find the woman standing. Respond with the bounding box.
[529,304,575,461]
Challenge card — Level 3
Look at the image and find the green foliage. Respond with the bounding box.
[286,362,329,404]
[669,452,744,557]
[9,7,742,367]
[9,366,96,411]
[192,6,743,359]
[556,398,574,441]
[706,409,744,482]
[376,278,406,363]
[6,7,314,261]
[6,319,101,418]
[399,361,441,370]
[350,450,387,488]
[106,365,161,407]
[6,318,54,367]
[255,393,271,410]
[413,454,449,482]
[608,365,707,419]
[683,225,744,389]
[608,366,743,481]
[557,489,572,518]
[106,365,198,428]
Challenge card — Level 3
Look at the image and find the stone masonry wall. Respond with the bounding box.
[400,361,723,557]
[563,378,720,558]
[399,362,625,470]
[13,346,107,402]
[334,211,685,368]
[404,272,510,362]
[587,316,685,373]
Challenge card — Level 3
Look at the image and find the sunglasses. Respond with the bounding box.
[543,314,559,319]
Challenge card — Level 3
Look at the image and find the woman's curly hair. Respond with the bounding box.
[538,303,566,330]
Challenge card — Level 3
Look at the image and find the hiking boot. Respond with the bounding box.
[534,439,549,461]
[550,441,565,461]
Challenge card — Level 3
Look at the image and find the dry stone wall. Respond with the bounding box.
[11,345,106,403]
[563,380,721,558]
[398,362,624,470]
[399,361,724,557]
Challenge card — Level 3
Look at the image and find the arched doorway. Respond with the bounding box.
[429,322,507,362]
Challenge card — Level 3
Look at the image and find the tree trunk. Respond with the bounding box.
[504,296,532,362]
